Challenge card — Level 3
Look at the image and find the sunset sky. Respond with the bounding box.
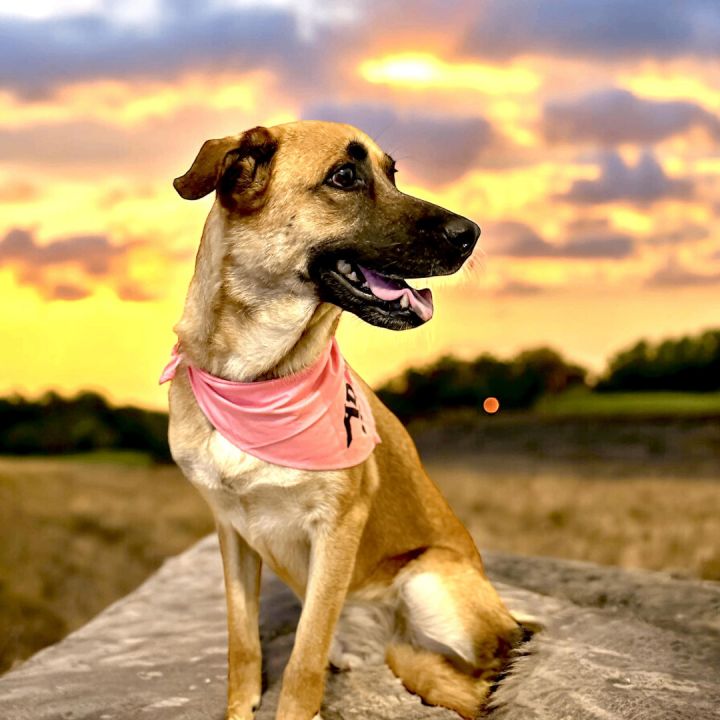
[1,0,719,409]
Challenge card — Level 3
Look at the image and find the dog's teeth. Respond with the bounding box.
[399,295,409,309]
[347,271,359,282]
[337,260,352,274]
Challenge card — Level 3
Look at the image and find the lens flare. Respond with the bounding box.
[483,397,500,414]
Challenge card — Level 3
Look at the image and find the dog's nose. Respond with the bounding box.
[443,217,480,253]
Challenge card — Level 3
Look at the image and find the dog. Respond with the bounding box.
[165,121,521,720]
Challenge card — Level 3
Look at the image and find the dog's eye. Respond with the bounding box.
[328,165,359,190]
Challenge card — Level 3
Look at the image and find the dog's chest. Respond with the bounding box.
[188,431,344,591]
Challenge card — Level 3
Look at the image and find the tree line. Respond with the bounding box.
[377,347,586,423]
[1,328,718,457]
[0,391,171,461]
[378,327,720,422]
[595,328,720,393]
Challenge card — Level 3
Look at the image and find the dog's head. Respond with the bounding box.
[174,121,479,330]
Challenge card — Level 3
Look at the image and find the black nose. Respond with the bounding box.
[443,217,480,253]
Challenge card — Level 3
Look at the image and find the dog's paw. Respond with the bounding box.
[226,711,256,720]
[226,695,261,720]
[226,710,255,720]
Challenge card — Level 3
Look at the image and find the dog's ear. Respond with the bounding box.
[173,135,238,200]
[173,127,277,209]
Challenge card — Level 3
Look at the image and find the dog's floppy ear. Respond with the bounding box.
[173,135,238,200]
[173,127,277,208]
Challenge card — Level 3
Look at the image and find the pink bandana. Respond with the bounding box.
[159,339,380,470]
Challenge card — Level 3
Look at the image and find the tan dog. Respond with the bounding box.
[167,121,520,720]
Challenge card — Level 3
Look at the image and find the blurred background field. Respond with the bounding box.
[1,419,717,676]
[536,388,720,416]
[1,327,719,675]
[0,454,213,675]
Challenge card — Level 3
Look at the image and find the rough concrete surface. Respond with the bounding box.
[0,535,718,720]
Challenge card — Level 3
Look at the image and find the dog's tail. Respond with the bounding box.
[386,642,492,719]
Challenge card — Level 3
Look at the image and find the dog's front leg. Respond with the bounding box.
[276,501,370,720]
[218,522,263,720]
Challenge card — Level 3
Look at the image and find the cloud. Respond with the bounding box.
[0,120,138,166]
[116,283,157,302]
[495,279,544,296]
[0,180,39,203]
[0,2,354,97]
[543,89,720,145]
[0,228,129,274]
[304,102,498,185]
[3,0,719,101]
[559,234,636,259]
[647,257,720,287]
[646,225,710,245]
[0,104,265,174]
[462,0,720,60]
[0,227,154,301]
[2,1,719,104]
[485,221,548,257]
[0,99,512,184]
[563,217,614,235]
[487,220,634,258]
[49,283,92,301]
[573,218,710,248]
[560,151,694,205]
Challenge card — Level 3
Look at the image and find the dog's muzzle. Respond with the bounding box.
[309,216,480,331]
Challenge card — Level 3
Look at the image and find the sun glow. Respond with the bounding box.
[619,67,720,110]
[359,53,540,94]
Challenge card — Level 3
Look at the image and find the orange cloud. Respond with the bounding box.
[0,227,182,302]
[0,72,270,130]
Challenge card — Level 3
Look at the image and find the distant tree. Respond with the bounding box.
[597,329,720,392]
[513,347,587,399]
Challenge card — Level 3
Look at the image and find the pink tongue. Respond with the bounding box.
[358,265,434,322]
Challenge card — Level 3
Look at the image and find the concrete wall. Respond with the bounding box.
[1,535,718,719]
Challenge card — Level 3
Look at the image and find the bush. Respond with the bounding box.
[0,392,171,461]
[597,329,720,392]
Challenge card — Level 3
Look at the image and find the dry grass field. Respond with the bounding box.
[1,416,718,675]
[416,414,720,581]
[425,457,720,580]
[0,455,213,675]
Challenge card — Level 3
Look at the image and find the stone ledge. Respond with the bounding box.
[1,535,718,720]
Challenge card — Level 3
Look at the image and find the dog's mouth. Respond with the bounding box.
[340,260,434,321]
[312,257,434,330]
